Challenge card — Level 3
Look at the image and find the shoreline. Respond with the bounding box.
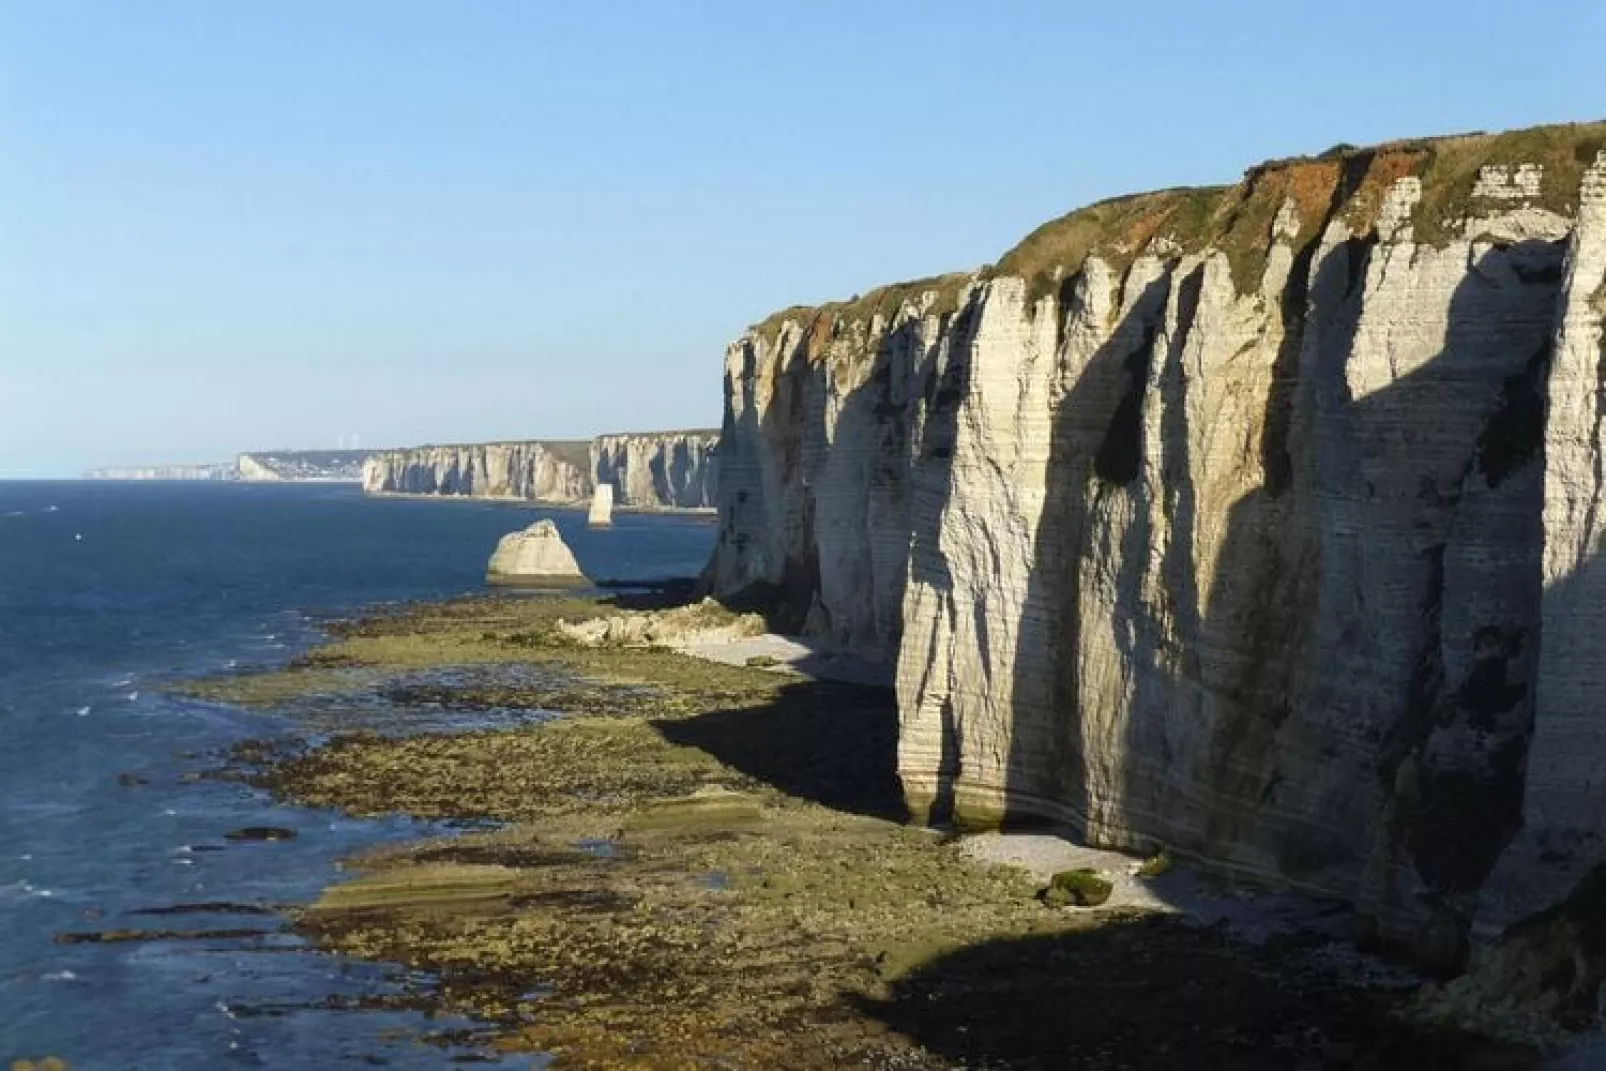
[186,593,1536,1068]
[360,489,717,517]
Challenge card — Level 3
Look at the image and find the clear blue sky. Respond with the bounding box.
[1,1,1601,477]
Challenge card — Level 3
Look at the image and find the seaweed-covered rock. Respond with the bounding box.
[1041,869,1112,908]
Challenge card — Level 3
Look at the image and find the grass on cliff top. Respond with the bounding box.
[747,271,976,351]
[1405,121,1606,244]
[369,438,593,468]
[744,119,1606,339]
[591,428,721,441]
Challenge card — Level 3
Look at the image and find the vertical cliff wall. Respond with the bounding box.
[361,432,719,509]
[361,441,592,502]
[591,431,719,509]
[708,121,1606,966]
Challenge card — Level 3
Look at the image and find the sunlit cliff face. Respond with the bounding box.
[709,123,1606,969]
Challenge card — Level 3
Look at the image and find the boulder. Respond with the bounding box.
[486,519,587,586]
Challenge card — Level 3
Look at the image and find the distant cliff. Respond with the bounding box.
[237,449,371,482]
[362,441,592,501]
[86,449,375,482]
[84,463,234,481]
[363,432,718,510]
[707,120,1606,978]
[592,431,718,509]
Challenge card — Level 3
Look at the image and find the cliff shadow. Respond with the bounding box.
[855,914,1534,1070]
[902,297,980,824]
[1138,231,1559,970]
[716,306,968,662]
[651,678,904,821]
[997,219,1565,960]
[997,267,1176,832]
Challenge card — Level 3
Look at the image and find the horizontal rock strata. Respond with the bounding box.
[592,431,719,510]
[362,431,718,510]
[706,121,1606,970]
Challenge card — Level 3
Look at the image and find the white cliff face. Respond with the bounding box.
[236,455,284,481]
[361,442,592,502]
[360,432,718,510]
[709,293,964,657]
[591,431,718,509]
[709,124,1606,974]
[237,450,370,482]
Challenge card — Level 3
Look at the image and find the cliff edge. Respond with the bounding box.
[706,120,1606,981]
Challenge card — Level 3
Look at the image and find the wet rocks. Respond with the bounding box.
[555,596,762,647]
[223,826,297,843]
[1042,870,1114,909]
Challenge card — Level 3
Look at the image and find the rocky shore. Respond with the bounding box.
[185,594,1533,1068]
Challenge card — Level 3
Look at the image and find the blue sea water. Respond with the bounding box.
[0,480,716,1069]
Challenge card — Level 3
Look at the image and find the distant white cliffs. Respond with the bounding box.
[359,441,593,501]
[84,463,237,481]
[591,431,718,511]
[362,430,718,512]
[235,450,371,482]
[85,450,372,482]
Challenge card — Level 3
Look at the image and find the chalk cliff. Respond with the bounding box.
[362,432,718,510]
[361,441,592,502]
[237,450,371,482]
[83,463,234,481]
[592,430,719,510]
[708,121,1606,973]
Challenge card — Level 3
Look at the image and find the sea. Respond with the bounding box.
[0,480,717,1069]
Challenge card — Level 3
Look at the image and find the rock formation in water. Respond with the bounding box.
[361,431,717,510]
[486,519,587,585]
[591,430,719,509]
[707,121,1606,976]
[362,441,592,502]
[588,483,614,527]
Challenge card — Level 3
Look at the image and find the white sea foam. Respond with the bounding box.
[75,706,91,716]
[42,970,77,981]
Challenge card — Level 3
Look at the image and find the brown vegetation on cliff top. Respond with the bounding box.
[745,119,1606,350]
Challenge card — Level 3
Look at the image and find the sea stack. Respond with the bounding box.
[485,519,587,586]
[588,483,614,527]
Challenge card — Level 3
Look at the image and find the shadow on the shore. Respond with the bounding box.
[855,914,1536,1071]
[593,576,701,610]
[651,678,905,821]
